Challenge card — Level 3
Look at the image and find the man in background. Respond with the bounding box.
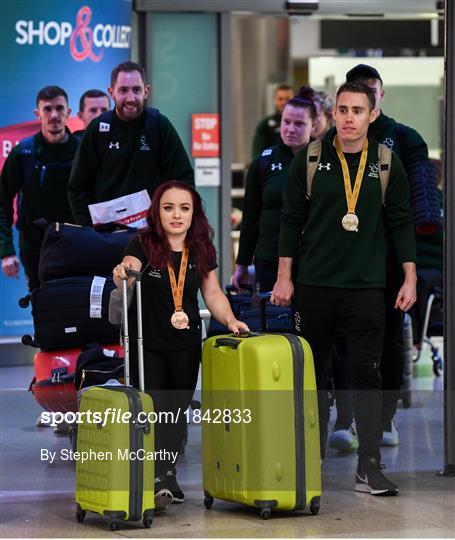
[0,86,79,291]
[68,61,194,226]
[74,89,110,135]
[251,83,293,159]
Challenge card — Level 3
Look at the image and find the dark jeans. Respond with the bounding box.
[129,344,201,475]
[294,284,385,460]
[19,249,40,292]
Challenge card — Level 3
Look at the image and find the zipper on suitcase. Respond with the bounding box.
[282,334,305,511]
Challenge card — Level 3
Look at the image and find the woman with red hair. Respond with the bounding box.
[113,181,248,510]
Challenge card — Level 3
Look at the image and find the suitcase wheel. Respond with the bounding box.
[204,494,214,509]
[310,501,320,516]
[432,353,443,377]
[260,507,272,520]
[76,506,86,523]
[143,517,153,528]
[109,520,119,531]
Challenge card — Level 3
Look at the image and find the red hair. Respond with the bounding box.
[139,181,217,278]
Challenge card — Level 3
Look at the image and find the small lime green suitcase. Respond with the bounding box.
[75,272,155,531]
[202,333,321,519]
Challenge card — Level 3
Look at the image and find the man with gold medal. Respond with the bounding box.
[271,82,416,497]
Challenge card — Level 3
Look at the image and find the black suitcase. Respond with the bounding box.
[28,275,119,350]
[38,222,137,283]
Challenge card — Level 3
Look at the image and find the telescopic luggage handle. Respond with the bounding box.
[121,269,145,392]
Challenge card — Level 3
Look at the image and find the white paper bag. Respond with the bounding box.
[88,189,151,229]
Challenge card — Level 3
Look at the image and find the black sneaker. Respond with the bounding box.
[154,476,173,510]
[165,470,185,503]
[355,456,398,496]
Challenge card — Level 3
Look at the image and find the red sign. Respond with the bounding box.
[191,113,220,157]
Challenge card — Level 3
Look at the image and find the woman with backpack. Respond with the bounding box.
[231,87,317,292]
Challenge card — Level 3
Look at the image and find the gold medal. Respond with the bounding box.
[341,213,359,232]
[334,136,368,233]
[167,247,190,330]
[171,310,189,330]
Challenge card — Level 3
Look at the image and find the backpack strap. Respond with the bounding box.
[258,146,275,184]
[16,134,79,230]
[378,143,392,206]
[95,107,161,160]
[20,134,80,188]
[19,135,37,191]
[143,107,161,158]
[306,139,322,199]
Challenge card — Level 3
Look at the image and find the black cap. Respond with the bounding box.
[346,64,382,83]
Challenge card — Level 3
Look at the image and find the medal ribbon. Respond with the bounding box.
[167,247,189,312]
[334,136,369,215]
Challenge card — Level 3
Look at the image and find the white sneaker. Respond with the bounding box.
[380,418,399,447]
[154,476,173,511]
[328,423,359,452]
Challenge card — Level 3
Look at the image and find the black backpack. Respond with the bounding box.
[74,343,124,390]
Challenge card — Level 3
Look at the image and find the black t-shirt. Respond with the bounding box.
[125,236,216,351]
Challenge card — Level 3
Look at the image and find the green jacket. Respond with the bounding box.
[237,143,294,265]
[279,133,416,288]
[68,109,194,226]
[251,112,283,159]
[368,111,428,167]
[0,130,78,258]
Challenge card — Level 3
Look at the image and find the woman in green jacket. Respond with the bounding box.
[232,87,317,292]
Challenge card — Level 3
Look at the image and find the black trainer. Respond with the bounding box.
[154,476,173,510]
[165,470,185,503]
[355,456,398,496]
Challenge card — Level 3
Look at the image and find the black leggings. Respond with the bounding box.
[129,344,201,475]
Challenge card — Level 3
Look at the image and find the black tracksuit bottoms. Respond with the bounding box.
[294,284,385,460]
[129,344,201,476]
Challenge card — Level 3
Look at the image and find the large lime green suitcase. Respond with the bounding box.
[75,271,155,531]
[202,333,321,519]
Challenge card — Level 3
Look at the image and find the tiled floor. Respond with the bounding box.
[1,342,454,538]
